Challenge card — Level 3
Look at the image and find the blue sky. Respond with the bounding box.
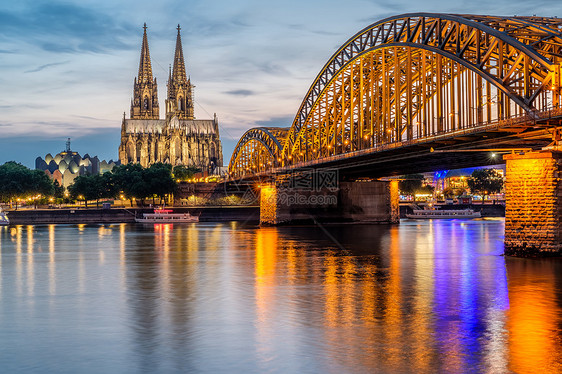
[1,0,562,168]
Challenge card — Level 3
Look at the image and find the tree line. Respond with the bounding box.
[0,161,200,208]
[399,169,504,201]
[0,162,59,207]
[69,163,200,207]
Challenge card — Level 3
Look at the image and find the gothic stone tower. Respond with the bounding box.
[119,24,223,172]
[166,25,194,120]
[130,23,159,119]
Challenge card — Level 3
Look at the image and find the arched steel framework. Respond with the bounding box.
[229,127,288,178]
[230,13,562,176]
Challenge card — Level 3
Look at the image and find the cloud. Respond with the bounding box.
[0,1,135,54]
[25,61,70,73]
[224,89,255,96]
[255,115,294,128]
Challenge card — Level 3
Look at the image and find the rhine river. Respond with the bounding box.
[0,219,561,373]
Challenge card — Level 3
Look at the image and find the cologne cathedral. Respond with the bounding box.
[118,25,223,172]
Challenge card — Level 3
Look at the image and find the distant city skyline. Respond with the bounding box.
[2,0,562,168]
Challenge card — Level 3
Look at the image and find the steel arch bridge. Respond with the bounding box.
[229,13,562,178]
[229,127,288,177]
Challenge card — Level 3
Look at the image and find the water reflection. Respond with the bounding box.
[505,257,562,373]
[0,220,562,373]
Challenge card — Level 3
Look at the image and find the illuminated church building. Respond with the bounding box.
[119,25,223,172]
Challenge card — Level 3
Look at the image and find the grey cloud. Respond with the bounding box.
[224,89,255,96]
[25,61,70,73]
[255,115,294,128]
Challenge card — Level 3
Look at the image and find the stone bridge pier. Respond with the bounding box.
[504,151,562,256]
[259,180,399,225]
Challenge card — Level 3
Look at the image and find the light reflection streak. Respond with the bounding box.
[255,228,278,361]
[26,226,34,297]
[49,225,56,295]
[411,220,435,372]
[0,227,3,296]
[120,223,126,291]
[384,226,403,368]
[13,226,22,296]
[506,259,562,373]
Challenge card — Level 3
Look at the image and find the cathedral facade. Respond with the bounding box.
[118,25,223,172]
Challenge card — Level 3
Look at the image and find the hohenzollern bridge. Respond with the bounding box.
[227,13,562,256]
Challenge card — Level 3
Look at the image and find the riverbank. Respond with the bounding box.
[4,203,504,224]
[5,206,260,224]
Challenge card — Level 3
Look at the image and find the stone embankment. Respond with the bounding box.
[6,206,260,225]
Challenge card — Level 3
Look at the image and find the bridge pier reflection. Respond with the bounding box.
[504,151,562,256]
[260,180,399,225]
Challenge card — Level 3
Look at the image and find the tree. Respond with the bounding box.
[0,162,55,207]
[146,163,176,205]
[68,175,100,208]
[399,174,433,201]
[398,174,424,196]
[112,164,148,206]
[172,165,200,181]
[467,169,503,203]
[53,180,65,200]
[443,186,464,199]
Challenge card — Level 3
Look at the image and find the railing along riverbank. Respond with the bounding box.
[5,206,260,224]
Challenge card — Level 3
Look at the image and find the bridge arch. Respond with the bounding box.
[283,13,562,163]
[228,13,562,175]
[228,127,288,178]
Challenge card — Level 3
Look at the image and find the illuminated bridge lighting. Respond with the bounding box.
[229,13,562,179]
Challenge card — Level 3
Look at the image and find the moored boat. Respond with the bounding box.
[406,208,481,219]
[0,209,9,225]
[135,209,199,223]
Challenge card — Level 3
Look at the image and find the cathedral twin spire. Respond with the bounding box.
[130,24,193,120]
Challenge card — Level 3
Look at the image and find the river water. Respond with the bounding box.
[0,219,561,373]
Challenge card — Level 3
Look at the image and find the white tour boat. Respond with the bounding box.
[0,209,9,225]
[406,208,481,219]
[135,209,199,223]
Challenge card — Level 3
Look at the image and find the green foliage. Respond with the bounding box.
[398,174,424,195]
[53,180,65,199]
[109,163,176,205]
[172,165,201,181]
[0,161,55,202]
[467,169,503,198]
[146,163,176,200]
[442,186,464,198]
[68,172,117,207]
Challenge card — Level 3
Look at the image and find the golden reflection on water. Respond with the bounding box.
[255,228,278,360]
[15,225,22,296]
[49,224,56,295]
[506,258,562,373]
[120,223,127,291]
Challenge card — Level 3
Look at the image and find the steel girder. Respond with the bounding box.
[229,127,288,178]
[282,13,562,163]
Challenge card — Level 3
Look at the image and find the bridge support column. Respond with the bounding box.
[260,180,399,225]
[504,151,562,256]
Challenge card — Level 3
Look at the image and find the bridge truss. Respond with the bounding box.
[230,13,562,178]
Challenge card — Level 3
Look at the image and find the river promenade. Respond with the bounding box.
[5,206,260,224]
[3,203,504,225]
